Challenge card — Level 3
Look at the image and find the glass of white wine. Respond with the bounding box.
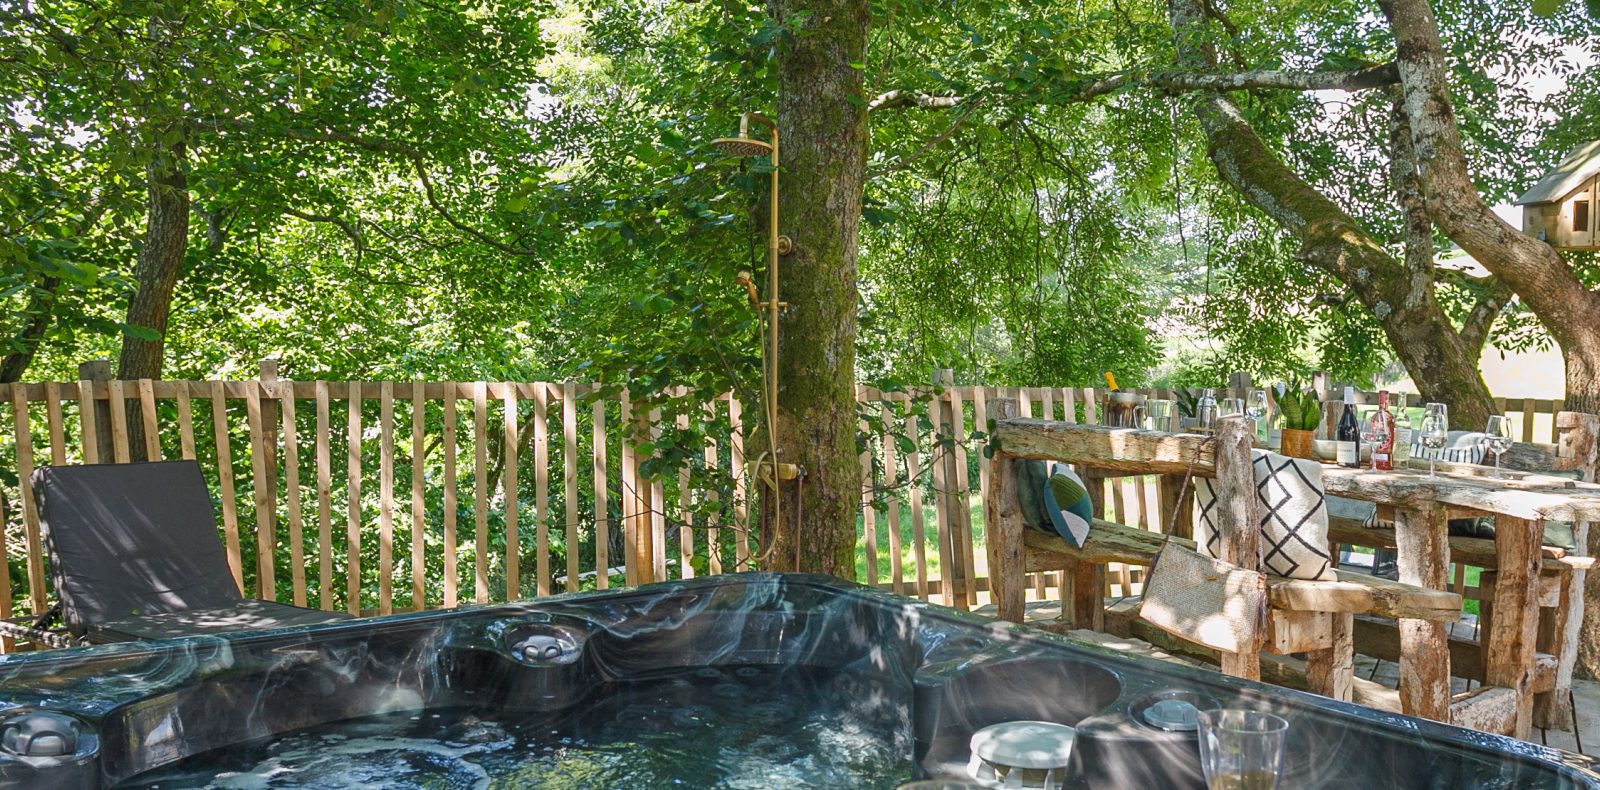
[1420,412,1449,478]
[1197,709,1288,790]
[1483,415,1514,478]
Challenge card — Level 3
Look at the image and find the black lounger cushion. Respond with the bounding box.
[88,599,352,643]
[32,460,246,637]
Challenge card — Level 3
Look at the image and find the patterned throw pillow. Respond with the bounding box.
[1041,463,1095,547]
[1194,450,1337,581]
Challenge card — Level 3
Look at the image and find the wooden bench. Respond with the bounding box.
[1021,518,1460,704]
[984,409,1463,711]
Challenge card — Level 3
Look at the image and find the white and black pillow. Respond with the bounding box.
[1194,450,1336,581]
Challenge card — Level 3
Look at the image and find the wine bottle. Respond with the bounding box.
[1336,387,1361,468]
[1373,391,1395,471]
[1392,393,1413,465]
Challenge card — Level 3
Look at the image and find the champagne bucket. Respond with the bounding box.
[1104,391,1145,428]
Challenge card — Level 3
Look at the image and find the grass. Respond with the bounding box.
[854,495,986,585]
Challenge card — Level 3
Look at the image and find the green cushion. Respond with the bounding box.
[1013,459,1051,532]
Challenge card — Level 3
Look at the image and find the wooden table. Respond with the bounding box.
[990,417,1600,739]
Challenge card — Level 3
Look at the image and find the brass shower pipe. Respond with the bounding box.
[712,112,798,540]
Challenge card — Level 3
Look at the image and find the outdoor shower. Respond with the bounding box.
[711,112,797,542]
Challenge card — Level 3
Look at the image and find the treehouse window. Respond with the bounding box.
[1576,200,1591,233]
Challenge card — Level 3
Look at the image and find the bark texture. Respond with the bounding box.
[118,140,189,383]
[1165,0,1493,427]
[764,0,870,577]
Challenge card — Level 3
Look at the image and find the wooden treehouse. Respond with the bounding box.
[1518,139,1600,251]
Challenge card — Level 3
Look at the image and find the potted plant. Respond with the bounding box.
[1273,380,1321,459]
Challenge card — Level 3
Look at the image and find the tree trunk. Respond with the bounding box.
[765,0,869,577]
[1381,0,1600,415]
[1165,0,1493,427]
[0,276,60,383]
[118,140,189,384]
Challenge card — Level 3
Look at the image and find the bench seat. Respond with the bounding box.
[1022,520,1462,622]
[1325,514,1594,572]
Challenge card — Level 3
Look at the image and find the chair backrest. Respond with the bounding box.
[32,460,241,636]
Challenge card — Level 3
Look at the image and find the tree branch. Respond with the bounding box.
[1459,285,1511,358]
[284,206,363,252]
[868,63,1397,113]
[200,118,540,259]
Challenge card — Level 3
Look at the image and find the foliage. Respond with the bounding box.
[1272,379,1324,433]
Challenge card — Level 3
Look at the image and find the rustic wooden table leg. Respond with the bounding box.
[1305,612,1354,702]
[1486,515,1544,740]
[1395,505,1451,722]
[985,452,1024,623]
[1214,418,1262,680]
[1535,517,1587,730]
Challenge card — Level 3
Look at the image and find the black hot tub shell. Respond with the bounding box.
[0,573,1592,788]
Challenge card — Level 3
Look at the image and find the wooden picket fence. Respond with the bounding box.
[0,363,1573,634]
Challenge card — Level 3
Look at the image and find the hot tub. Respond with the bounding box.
[0,573,1592,788]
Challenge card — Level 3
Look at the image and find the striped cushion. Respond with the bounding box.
[1410,431,1488,465]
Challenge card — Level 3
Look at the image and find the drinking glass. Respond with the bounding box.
[1220,397,1245,417]
[1197,709,1288,790]
[1420,412,1449,478]
[1146,399,1175,432]
[1360,414,1389,472]
[1247,390,1269,420]
[1483,415,1514,478]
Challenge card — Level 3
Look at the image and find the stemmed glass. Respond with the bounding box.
[1247,390,1269,422]
[1420,410,1449,478]
[1246,389,1269,442]
[1482,415,1514,478]
[1360,413,1389,472]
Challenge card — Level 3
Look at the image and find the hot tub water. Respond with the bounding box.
[117,664,913,789]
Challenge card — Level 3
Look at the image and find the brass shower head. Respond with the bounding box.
[711,136,774,157]
[709,112,777,158]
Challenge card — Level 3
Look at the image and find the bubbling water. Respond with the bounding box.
[119,665,914,789]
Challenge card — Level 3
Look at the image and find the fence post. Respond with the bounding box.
[78,359,113,460]
[259,360,280,552]
[1311,370,1337,439]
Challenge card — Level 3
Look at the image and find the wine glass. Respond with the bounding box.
[1221,397,1245,417]
[1246,389,1270,442]
[1483,415,1514,478]
[1420,412,1448,478]
[1360,414,1389,472]
[1247,390,1269,421]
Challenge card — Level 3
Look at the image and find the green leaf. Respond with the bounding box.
[1532,0,1561,14]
